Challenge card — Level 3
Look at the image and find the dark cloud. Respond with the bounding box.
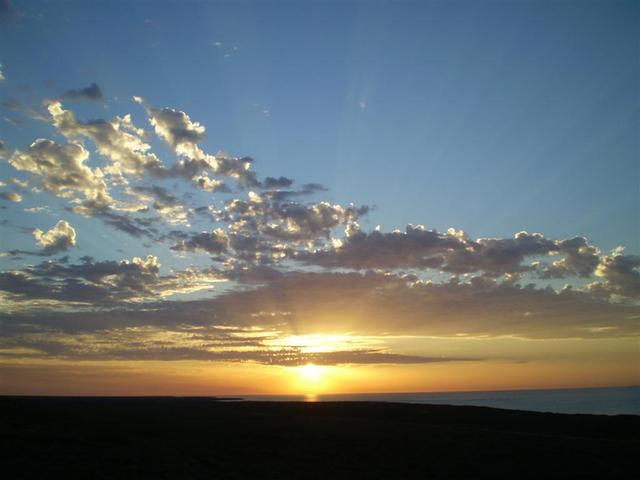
[588,248,640,299]
[0,317,478,365]
[299,224,463,270]
[170,228,229,254]
[70,200,160,239]
[263,176,294,189]
[0,191,21,202]
[131,185,181,208]
[59,83,104,102]
[540,236,600,278]
[199,271,640,339]
[0,255,220,305]
[126,185,191,225]
[3,271,637,340]
[301,226,604,281]
[261,182,328,201]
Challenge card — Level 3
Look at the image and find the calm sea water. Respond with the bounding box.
[243,386,640,415]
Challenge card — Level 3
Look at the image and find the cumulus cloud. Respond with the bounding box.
[300,224,464,270]
[59,83,104,102]
[9,138,111,204]
[262,201,368,242]
[134,97,260,187]
[588,247,640,299]
[33,220,77,254]
[301,226,606,281]
[136,100,206,155]
[48,101,165,178]
[223,191,369,246]
[540,236,600,278]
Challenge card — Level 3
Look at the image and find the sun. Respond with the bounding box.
[300,363,322,382]
[296,363,327,394]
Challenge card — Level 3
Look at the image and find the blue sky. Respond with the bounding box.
[2,0,637,256]
[0,1,638,393]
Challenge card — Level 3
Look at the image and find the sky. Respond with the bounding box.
[0,0,638,395]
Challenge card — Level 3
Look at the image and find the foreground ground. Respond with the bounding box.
[1,397,638,479]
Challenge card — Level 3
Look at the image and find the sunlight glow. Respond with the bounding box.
[266,334,379,353]
[300,363,322,382]
[294,363,330,394]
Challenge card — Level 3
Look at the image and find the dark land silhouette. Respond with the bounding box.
[2,396,638,479]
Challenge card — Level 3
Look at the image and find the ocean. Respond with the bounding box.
[243,385,640,415]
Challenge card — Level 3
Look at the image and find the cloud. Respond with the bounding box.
[1,90,638,373]
[222,191,369,245]
[588,247,640,299]
[193,174,230,192]
[134,97,260,187]
[48,101,165,178]
[0,255,222,306]
[135,100,206,154]
[2,270,638,345]
[161,189,369,267]
[126,185,191,225]
[540,236,600,278]
[33,220,77,254]
[9,138,111,204]
[0,319,477,365]
[0,191,21,202]
[59,83,104,102]
[70,200,160,239]
[300,224,465,270]
[1,98,48,121]
[263,176,294,189]
[301,226,604,280]
[256,183,330,205]
[170,228,229,254]
[194,271,640,339]
[0,63,4,81]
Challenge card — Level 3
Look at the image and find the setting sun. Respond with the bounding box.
[300,363,322,382]
[297,364,327,393]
